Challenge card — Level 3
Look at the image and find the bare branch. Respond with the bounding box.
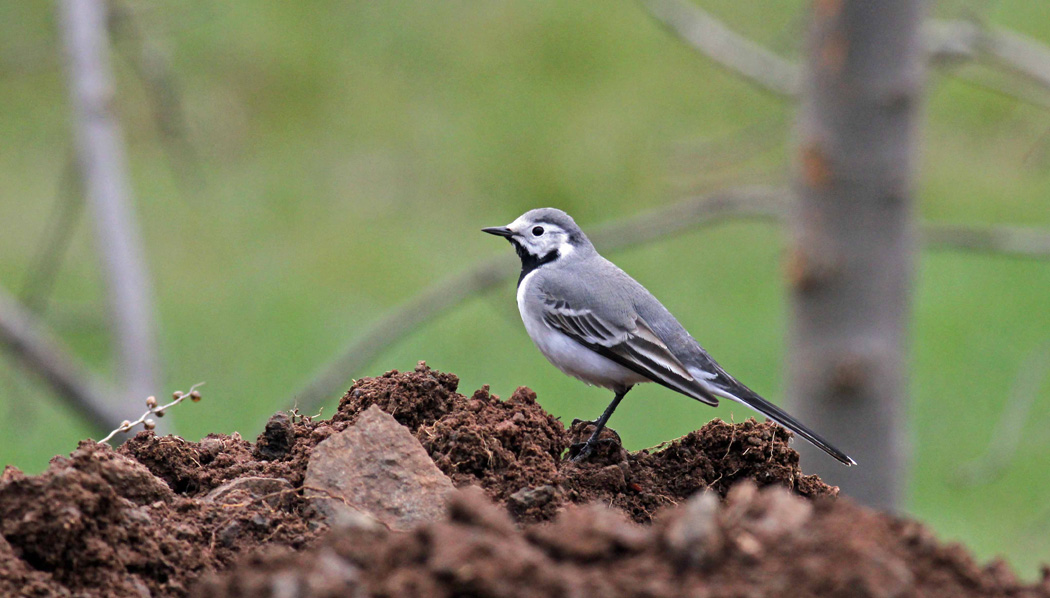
[928,20,1050,91]
[0,287,121,433]
[641,0,1050,102]
[947,67,1050,112]
[292,186,786,412]
[589,186,785,246]
[924,19,984,65]
[924,223,1050,259]
[983,26,1050,91]
[639,0,800,97]
[59,0,161,409]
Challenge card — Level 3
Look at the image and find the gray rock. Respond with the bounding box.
[508,484,558,510]
[304,405,454,530]
[747,485,813,541]
[663,490,721,567]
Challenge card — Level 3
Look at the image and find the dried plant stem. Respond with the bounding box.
[97,382,204,444]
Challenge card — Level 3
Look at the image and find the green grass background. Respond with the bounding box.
[2,0,1049,576]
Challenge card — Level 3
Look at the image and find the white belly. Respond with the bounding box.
[517,270,649,390]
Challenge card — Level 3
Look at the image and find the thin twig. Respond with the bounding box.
[640,0,799,97]
[108,0,204,193]
[0,287,121,433]
[953,342,1050,486]
[20,155,84,315]
[924,223,1050,259]
[97,382,204,444]
[6,154,84,423]
[946,66,1050,112]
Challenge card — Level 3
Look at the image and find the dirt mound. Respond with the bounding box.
[0,441,320,597]
[331,363,834,524]
[558,416,833,525]
[332,364,465,431]
[196,484,1050,598]
[1,363,1045,598]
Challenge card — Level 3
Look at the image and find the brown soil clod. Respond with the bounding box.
[254,412,296,461]
[332,361,465,432]
[2,363,1047,598]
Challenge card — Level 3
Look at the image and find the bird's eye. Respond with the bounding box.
[532,226,544,236]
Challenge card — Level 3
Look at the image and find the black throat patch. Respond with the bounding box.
[510,239,559,288]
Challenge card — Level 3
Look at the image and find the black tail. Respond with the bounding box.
[716,383,856,466]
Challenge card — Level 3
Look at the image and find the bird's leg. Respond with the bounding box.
[570,386,631,463]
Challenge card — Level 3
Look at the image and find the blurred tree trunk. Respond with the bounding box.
[59,0,161,428]
[787,0,926,510]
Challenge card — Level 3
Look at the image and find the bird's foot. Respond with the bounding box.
[566,418,624,463]
[568,438,596,462]
[569,419,620,442]
[567,437,620,463]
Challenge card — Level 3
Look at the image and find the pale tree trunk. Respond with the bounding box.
[787,0,926,510]
[59,0,162,427]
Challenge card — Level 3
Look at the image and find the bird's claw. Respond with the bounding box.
[568,437,619,463]
[569,440,595,463]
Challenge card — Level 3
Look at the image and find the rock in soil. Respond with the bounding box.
[304,404,454,530]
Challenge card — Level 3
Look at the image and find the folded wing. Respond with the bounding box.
[540,296,719,406]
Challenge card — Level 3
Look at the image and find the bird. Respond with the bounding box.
[483,207,856,466]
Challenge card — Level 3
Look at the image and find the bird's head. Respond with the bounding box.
[482,208,593,265]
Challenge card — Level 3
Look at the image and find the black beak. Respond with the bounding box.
[481,226,514,238]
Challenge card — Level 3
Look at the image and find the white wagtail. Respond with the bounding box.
[483,207,856,466]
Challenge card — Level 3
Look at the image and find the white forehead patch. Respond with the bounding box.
[508,215,529,232]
